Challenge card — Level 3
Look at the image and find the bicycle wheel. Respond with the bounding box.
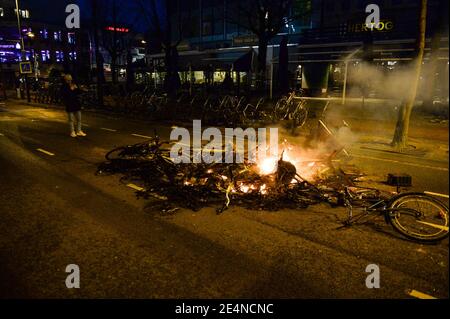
[291,104,308,129]
[130,92,143,108]
[387,193,449,242]
[274,99,287,121]
[106,143,152,161]
[105,146,132,161]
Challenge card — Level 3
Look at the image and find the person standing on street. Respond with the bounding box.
[61,74,87,138]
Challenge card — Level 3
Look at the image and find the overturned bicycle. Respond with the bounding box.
[97,134,449,244]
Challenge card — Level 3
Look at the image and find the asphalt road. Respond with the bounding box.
[0,101,448,298]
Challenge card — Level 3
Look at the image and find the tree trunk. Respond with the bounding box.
[92,0,104,106]
[0,62,7,100]
[111,52,117,84]
[257,36,268,90]
[278,36,289,95]
[126,50,134,92]
[111,0,118,84]
[391,0,427,149]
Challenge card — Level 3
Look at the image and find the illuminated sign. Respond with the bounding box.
[105,26,129,33]
[19,62,32,74]
[348,20,394,33]
[177,41,190,51]
[0,44,17,49]
[233,34,259,47]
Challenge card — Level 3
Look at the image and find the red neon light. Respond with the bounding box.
[105,26,129,33]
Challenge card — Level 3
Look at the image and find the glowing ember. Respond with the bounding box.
[259,157,278,175]
[260,184,268,195]
[240,185,250,193]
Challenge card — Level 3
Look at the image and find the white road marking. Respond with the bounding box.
[36,148,55,156]
[126,183,145,192]
[131,133,152,139]
[424,191,449,199]
[100,128,117,132]
[352,154,449,171]
[408,289,437,299]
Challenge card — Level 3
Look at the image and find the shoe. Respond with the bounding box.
[77,131,87,137]
[70,132,77,138]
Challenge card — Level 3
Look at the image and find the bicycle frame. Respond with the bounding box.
[344,197,388,225]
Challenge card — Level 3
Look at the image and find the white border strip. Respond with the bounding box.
[132,134,152,139]
[101,128,117,132]
[126,183,145,192]
[408,289,437,299]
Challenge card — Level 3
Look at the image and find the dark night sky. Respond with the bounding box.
[20,0,152,32]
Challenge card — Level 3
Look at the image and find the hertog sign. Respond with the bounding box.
[348,20,394,33]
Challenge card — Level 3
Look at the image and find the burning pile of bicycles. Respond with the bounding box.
[97,136,449,243]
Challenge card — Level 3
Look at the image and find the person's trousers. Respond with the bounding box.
[68,111,82,133]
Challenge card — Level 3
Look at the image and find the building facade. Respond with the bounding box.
[0,0,146,87]
[147,0,448,101]
[0,0,88,87]
[147,0,313,86]
[298,0,449,98]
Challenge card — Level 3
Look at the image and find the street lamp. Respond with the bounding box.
[15,0,25,55]
[15,0,31,102]
[26,32,38,79]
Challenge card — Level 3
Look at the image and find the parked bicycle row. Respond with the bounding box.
[113,87,311,129]
[29,79,311,130]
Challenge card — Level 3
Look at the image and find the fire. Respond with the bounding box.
[260,184,268,195]
[255,143,325,182]
[240,185,250,193]
[259,157,278,175]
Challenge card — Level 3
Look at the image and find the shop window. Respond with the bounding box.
[214,20,224,36]
[68,33,76,44]
[69,51,77,61]
[40,29,48,39]
[41,50,50,62]
[202,21,213,36]
[14,9,29,18]
[55,51,64,62]
[54,31,62,41]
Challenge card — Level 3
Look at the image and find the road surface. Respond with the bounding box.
[0,101,448,298]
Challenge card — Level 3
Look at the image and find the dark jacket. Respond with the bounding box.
[61,83,82,113]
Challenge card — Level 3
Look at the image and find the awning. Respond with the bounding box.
[147,48,259,72]
[233,49,258,72]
